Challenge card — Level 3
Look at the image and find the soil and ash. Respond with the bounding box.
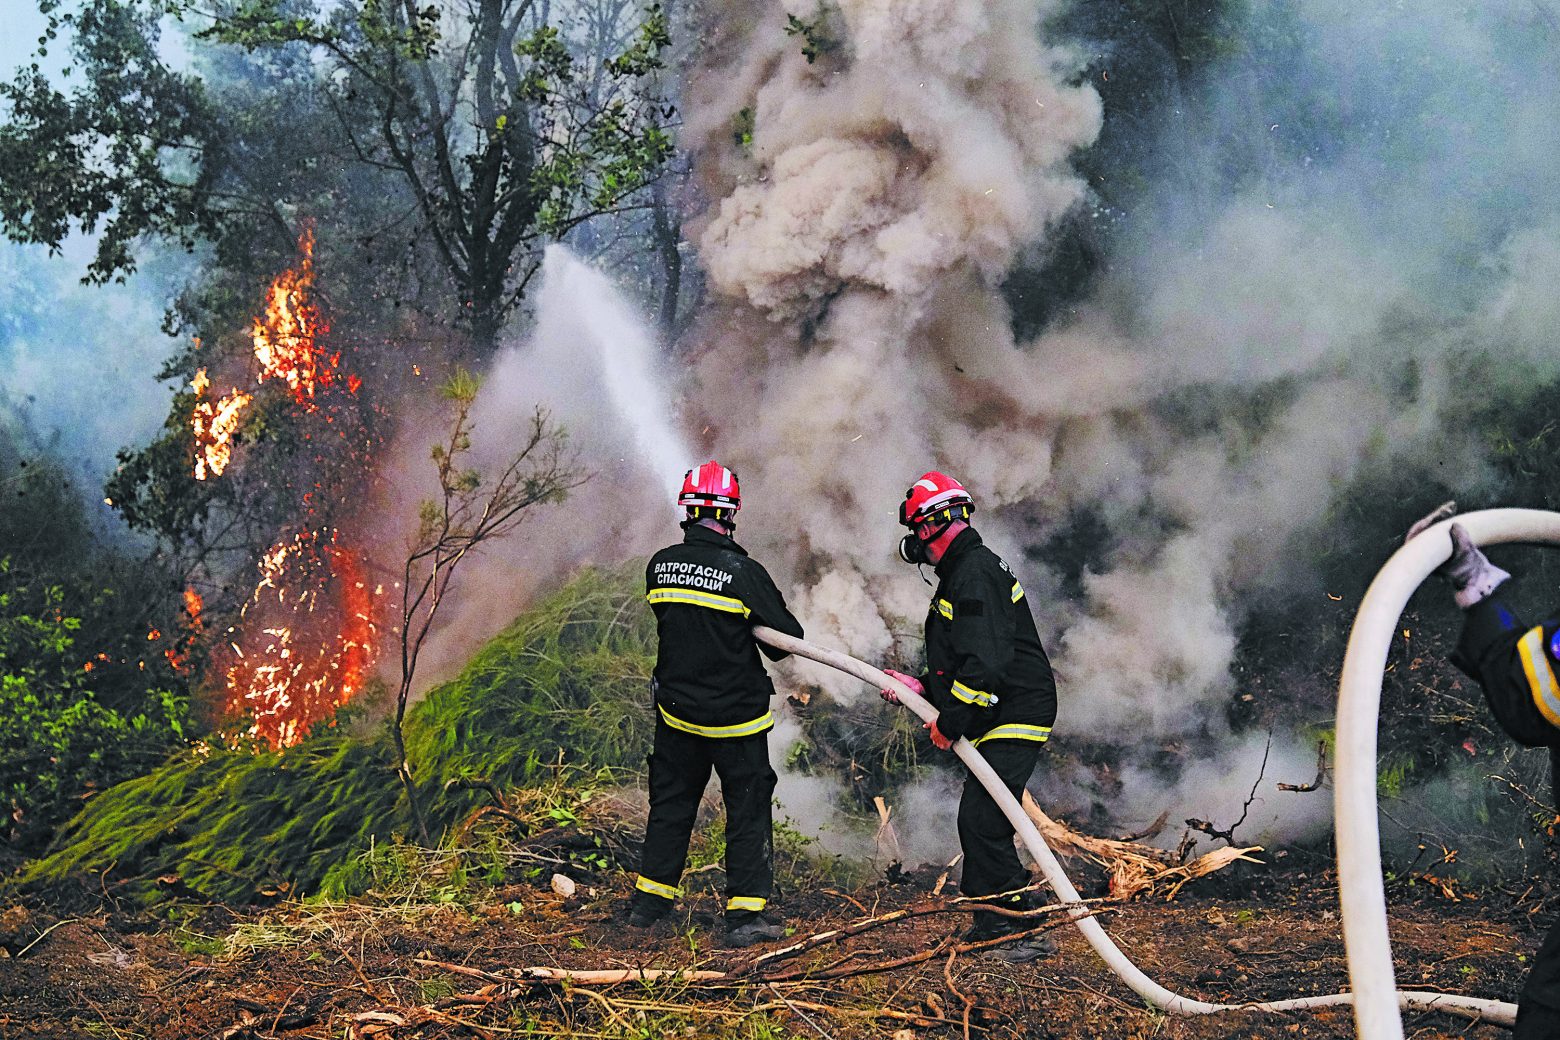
[1,838,1544,1040]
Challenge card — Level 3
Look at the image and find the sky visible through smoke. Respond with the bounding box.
[10,0,1560,863]
[0,9,197,497]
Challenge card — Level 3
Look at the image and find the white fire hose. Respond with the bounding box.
[1336,507,1560,1037]
[755,585,1523,1026]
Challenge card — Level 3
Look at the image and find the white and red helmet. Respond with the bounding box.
[899,471,974,528]
[679,460,741,512]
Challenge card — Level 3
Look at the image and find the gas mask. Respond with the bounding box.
[898,531,931,564]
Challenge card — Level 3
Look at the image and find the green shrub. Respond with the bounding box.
[0,444,197,856]
[406,563,656,785]
[0,563,192,854]
[18,563,653,904]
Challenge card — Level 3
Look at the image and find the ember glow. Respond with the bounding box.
[162,588,206,674]
[219,529,381,748]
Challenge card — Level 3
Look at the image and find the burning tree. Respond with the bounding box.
[1,0,677,359]
[105,227,388,747]
[205,0,675,355]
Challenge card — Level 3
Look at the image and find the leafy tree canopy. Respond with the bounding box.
[0,0,676,355]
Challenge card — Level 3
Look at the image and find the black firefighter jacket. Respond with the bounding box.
[645,524,804,738]
[921,527,1057,745]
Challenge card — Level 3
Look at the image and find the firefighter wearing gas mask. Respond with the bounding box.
[628,461,805,949]
[1406,503,1560,1039]
[881,472,1059,962]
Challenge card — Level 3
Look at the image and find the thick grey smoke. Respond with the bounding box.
[382,246,693,690]
[661,0,1560,850]
[385,0,1560,856]
[676,0,1101,685]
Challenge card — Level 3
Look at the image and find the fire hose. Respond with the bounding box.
[754,562,1526,1028]
[1335,507,1560,1037]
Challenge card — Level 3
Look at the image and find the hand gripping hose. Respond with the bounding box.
[1336,507,1560,1038]
[753,623,1517,1026]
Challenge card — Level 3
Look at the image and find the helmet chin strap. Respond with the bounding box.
[684,510,735,534]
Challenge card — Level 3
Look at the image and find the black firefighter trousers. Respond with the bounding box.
[633,716,777,923]
[1456,593,1560,1040]
[959,738,1044,937]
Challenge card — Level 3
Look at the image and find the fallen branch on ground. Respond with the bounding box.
[1020,792,1262,901]
[413,894,1098,990]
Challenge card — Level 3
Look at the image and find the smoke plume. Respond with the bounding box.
[388,0,1560,856]
[656,0,1560,848]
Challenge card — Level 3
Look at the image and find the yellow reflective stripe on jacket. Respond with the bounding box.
[646,587,750,616]
[726,895,767,912]
[1518,626,1560,729]
[1011,581,1024,603]
[635,875,682,900]
[972,723,1052,747]
[934,598,953,620]
[658,705,774,739]
[950,680,998,707]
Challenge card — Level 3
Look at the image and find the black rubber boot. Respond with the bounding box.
[626,896,672,928]
[982,934,1057,964]
[722,914,785,948]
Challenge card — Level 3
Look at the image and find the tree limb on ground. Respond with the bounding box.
[412,895,1097,989]
[1019,792,1263,901]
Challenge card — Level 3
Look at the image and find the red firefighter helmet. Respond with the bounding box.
[679,460,741,512]
[899,471,974,528]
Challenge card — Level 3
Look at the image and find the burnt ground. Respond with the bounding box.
[0,852,1545,1040]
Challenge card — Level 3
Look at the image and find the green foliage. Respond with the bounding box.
[731,108,755,152]
[0,445,195,856]
[772,813,861,889]
[23,728,410,904]
[317,836,478,905]
[0,0,222,281]
[783,4,840,65]
[20,564,653,903]
[3,0,677,364]
[1376,755,1414,799]
[102,389,218,546]
[0,570,190,850]
[203,0,675,353]
[405,563,656,784]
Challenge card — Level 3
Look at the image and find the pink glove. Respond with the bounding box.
[880,668,923,704]
[925,719,954,751]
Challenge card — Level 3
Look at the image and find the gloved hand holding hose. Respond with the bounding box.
[924,718,955,750]
[879,668,922,704]
[879,668,954,750]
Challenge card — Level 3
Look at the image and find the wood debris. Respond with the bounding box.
[1020,792,1262,901]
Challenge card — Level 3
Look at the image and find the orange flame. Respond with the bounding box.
[183,224,376,747]
[251,226,343,409]
[191,380,253,481]
[160,588,207,674]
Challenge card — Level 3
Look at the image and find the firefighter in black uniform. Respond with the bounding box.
[627,460,805,948]
[1405,503,1560,1038]
[880,471,1059,963]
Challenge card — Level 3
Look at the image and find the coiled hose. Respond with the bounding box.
[754,604,1519,1025]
